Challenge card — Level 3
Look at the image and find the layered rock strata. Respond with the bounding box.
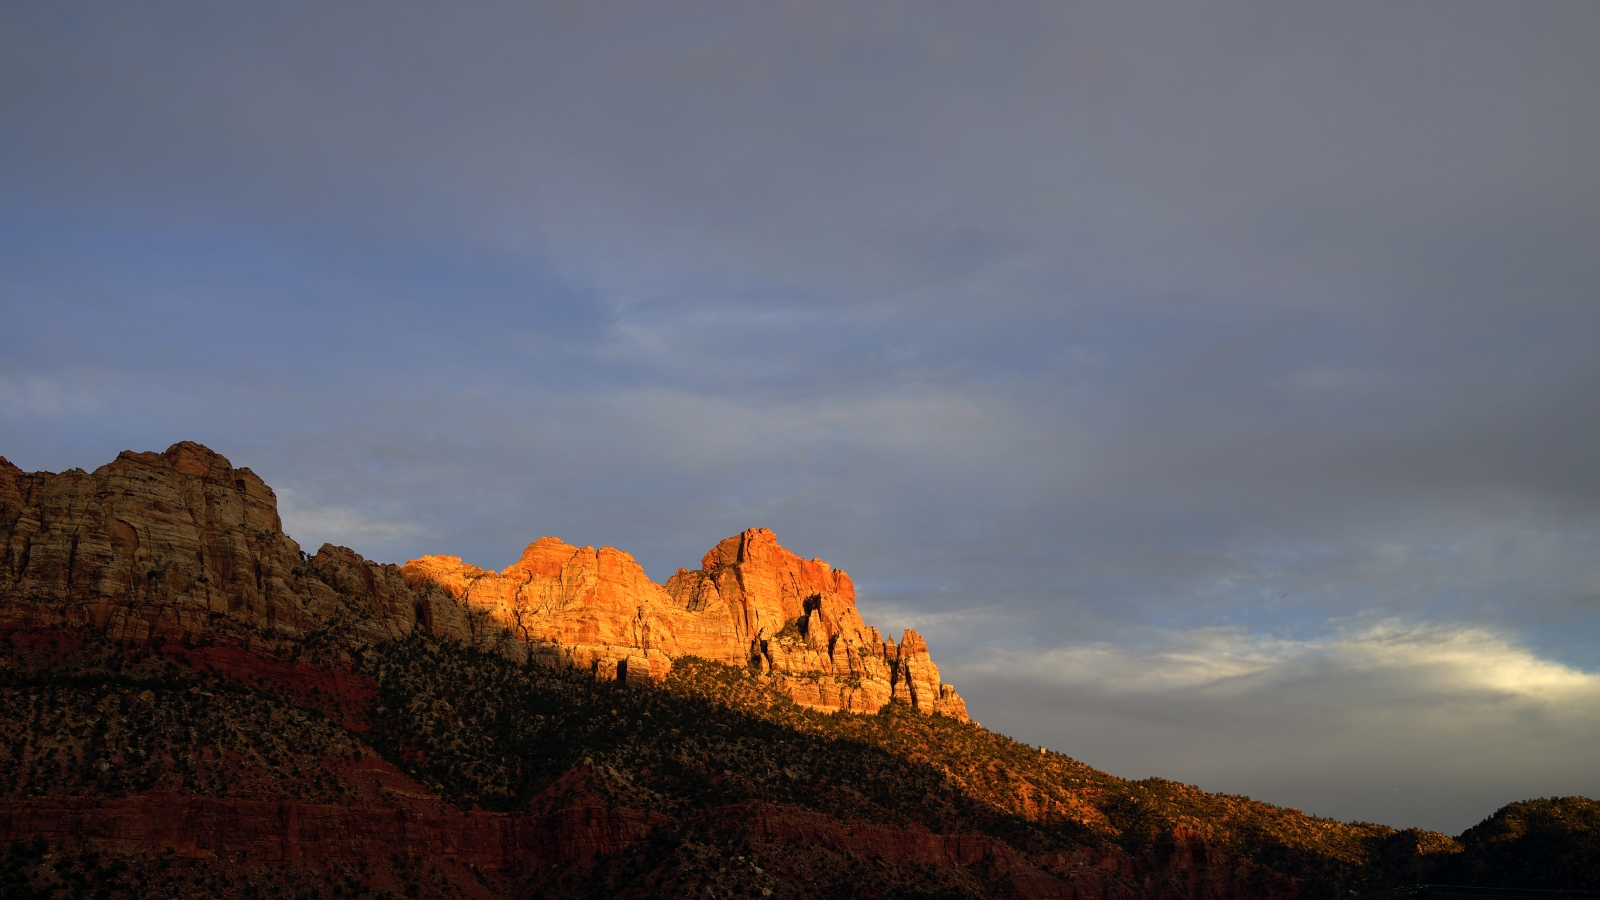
[0,442,488,652]
[0,442,966,720]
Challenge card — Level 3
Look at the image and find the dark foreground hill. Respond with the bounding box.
[1,443,1595,899]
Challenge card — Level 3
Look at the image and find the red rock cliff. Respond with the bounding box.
[1,443,966,720]
[407,527,967,719]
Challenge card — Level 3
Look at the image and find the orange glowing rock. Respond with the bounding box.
[404,527,968,719]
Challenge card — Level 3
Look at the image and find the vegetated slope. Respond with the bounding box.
[363,631,1390,899]
[1440,797,1600,888]
[2,442,1597,899]
[0,629,509,900]
[0,625,1383,900]
[4,627,1592,900]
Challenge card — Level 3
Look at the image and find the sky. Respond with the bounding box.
[3,1,1598,835]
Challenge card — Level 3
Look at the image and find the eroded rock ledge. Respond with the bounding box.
[0,441,966,720]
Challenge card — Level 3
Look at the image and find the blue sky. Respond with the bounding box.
[3,1,1598,834]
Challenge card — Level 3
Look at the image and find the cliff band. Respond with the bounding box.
[0,441,967,720]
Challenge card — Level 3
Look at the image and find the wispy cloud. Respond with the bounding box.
[276,487,426,558]
[955,620,1600,831]
[976,621,1600,702]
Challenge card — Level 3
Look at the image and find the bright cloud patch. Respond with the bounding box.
[956,621,1600,833]
[995,621,1600,702]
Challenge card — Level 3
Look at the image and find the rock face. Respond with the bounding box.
[0,443,494,654]
[0,442,966,720]
[406,528,968,719]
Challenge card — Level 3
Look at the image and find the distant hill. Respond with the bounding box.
[1,442,1593,899]
[1440,797,1600,888]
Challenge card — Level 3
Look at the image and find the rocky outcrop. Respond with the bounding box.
[0,443,967,720]
[406,527,968,719]
[0,442,309,640]
[0,443,489,652]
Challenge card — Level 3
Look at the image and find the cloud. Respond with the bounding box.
[1335,624,1598,698]
[954,621,1600,833]
[275,487,427,559]
[981,621,1600,702]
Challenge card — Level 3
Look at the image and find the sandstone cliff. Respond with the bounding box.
[0,442,490,653]
[406,528,967,719]
[0,442,966,720]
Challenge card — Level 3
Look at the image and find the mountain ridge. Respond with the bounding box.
[0,441,966,721]
[1,442,1594,899]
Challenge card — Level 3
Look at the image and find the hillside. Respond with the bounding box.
[1,442,1594,899]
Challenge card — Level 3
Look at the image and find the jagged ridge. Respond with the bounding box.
[0,441,966,720]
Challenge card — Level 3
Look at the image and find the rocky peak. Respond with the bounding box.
[504,536,582,578]
[158,440,238,479]
[671,527,858,647]
[0,456,31,506]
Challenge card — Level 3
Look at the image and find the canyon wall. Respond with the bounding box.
[0,441,966,720]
